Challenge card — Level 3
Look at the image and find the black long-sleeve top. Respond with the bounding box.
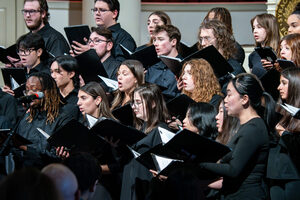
[37,23,70,57]
[145,58,181,99]
[200,118,269,196]
[281,131,300,173]
[108,23,136,62]
[14,110,72,168]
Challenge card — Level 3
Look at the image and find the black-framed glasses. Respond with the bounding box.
[17,48,36,56]
[21,9,41,16]
[91,8,110,13]
[87,38,109,45]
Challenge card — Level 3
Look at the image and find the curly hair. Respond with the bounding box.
[27,72,60,124]
[250,13,280,53]
[198,19,236,60]
[281,33,300,67]
[181,59,222,102]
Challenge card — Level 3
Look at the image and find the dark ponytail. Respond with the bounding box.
[231,73,276,132]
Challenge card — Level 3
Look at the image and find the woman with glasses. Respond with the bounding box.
[121,83,171,200]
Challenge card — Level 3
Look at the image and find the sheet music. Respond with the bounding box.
[280,103,299,116]
[158,127,175,145]
[152,154,183,173]
[37,128,50,139]
[127,146,141,158]
[98,75,118,91]
[10,76,20,90]
[86,114,98,128]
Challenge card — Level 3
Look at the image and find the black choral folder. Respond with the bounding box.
[260,68,280,101]
[0,44,19,65]
[75,49,108,83]
[179,41,198,58]
[1,68,27,98]
[134,128,230,177]
[166,94,195,121]
[64,25,91,53]
[112,104,134,127]
[90,118,146,146]
[277,59,296,70]
[158,45,233,78]
[47,119,108,154]
[120,44,160,69]
[255,46,277,63]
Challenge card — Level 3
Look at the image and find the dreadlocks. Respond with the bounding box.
[27,72,60,124]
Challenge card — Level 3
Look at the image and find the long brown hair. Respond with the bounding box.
[204,7,233,35]
[281,33,300,67]
[80,82,116,120]
[147,11,172,45]
[216,100,240,145]
[181,59,222,102]
[111,60,144,110]
[132,84,169,134]
[198,20,236,60]
[250,13,280,53]
[279,68,300,133]
[27,72,60,124]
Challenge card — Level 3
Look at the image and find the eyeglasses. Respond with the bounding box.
[21,9,41,16]
[199,36,215,43]
[87,38,109,45]
[130,101,143,108]
[91,8,110,13]
[17,48,36,56]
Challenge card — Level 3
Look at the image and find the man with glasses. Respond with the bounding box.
[16,33,51,76]
[22,0,69,57]
[7,0,69,67]
[73,0,136,62]
[88,27,120,80]
[2,33,51,96]
[198,20,245,93]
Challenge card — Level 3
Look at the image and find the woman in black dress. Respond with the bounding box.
[268,67,300,200]
[121,83,170,200]
[200,73,276,199]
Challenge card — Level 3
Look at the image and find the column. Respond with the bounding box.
[82,0,95,27]
[119,0,141,45]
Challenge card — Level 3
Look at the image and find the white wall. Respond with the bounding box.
[140,3,267,47]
